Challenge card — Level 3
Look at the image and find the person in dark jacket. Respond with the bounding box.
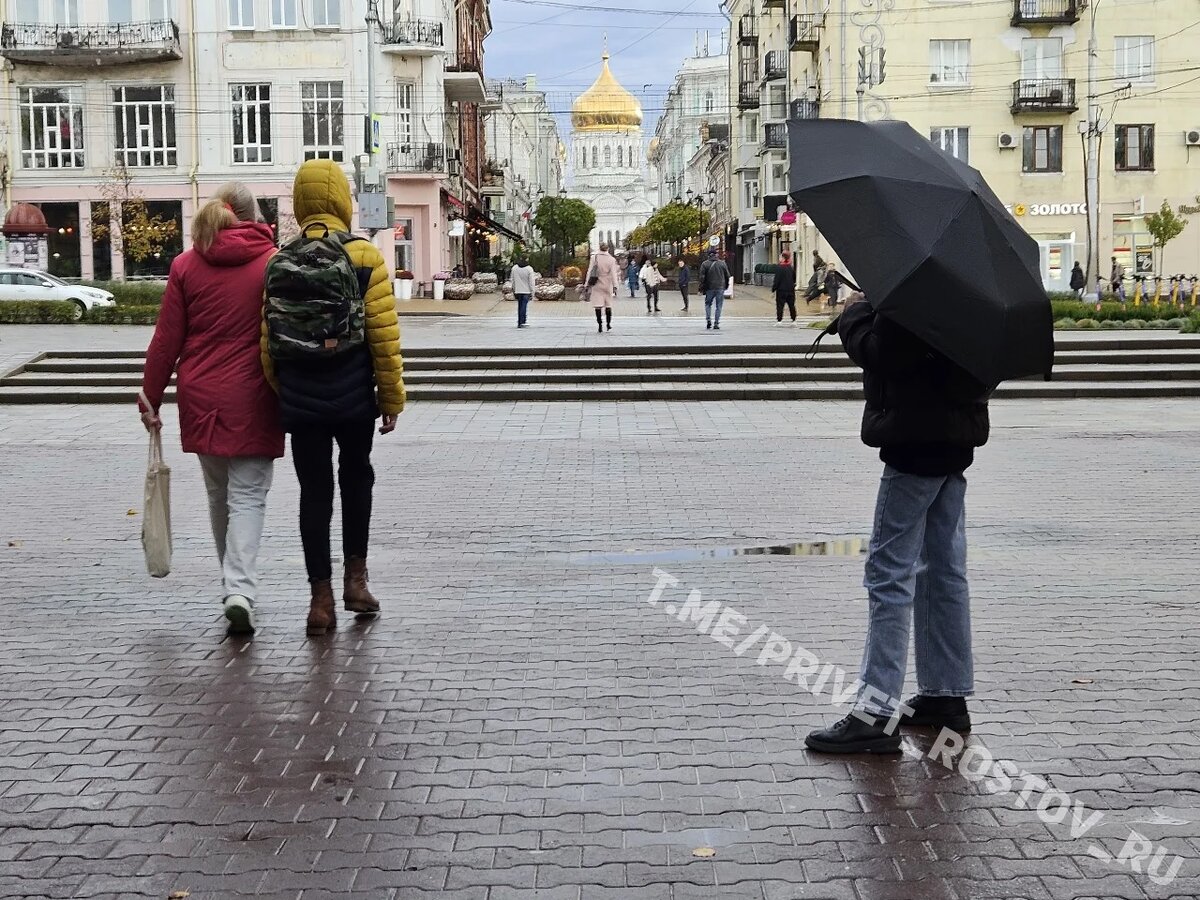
[1070,261,1086,297]
[263,159,406,637]
[677,259,691,311]
[805,298,991,754]
[772,253,798,324]
[698,250,732,330]
[812,249,826,272]
[823,264,843,308]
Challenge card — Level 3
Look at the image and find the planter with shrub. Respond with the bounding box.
[394,269,414,301]
[535,277,567,301]
[443,278,476,301]
[560,265,583,288]
[472,272,499,294]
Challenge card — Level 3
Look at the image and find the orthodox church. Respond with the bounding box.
[570,46,655,251]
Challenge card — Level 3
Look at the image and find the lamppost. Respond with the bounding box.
[1083,0,1102,301]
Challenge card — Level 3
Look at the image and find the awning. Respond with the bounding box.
[466,204,524,243]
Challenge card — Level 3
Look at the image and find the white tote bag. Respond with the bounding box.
[142,425,172,578]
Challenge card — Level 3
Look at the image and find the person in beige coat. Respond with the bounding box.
[586,243,622,333]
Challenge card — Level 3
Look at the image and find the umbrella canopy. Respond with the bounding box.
[788,118,1053,385]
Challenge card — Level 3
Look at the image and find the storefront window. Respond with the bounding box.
[41,202,81,279]
[1112,215,1154,275]
[394,217,415,273]
[123,200,183,278]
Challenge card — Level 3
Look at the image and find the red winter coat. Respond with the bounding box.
[141,222,284,459]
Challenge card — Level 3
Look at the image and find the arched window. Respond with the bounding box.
[580,149,586,170]
[617,146,624,167]
[615,230,622,247]
[604,146,612,167]
[592,146,598,167]
[704,90,715,113]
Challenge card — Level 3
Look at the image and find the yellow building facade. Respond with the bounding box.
[755,0,1200,292]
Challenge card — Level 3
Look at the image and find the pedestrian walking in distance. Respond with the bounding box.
[140,182,283,637]
[587,242,621,332]
[1110,257,1126,302]
[641,257,665,313]
[510,255,538,328]
[699,249,732,330]
[1070,261,1086,298]
[824,263,843,309]
[773,252,798,325]
[626,254,641,298]
[677,259,691,311]
[812,248,826,273]
[806,295,991,753]
[263,159,405,637]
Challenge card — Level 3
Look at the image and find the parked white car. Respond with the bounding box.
[0,268,116,320]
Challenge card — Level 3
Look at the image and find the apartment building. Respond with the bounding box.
[482,74,566,254]
[0,0,494,284]
[774,0,1199,290]
[649,43,729,207]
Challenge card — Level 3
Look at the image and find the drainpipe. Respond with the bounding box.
[187,0,200,213]
[2,0,11,210]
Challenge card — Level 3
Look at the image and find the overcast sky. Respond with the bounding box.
[484,0,729,142]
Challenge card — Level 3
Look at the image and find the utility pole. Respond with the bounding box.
[366,0,380,171]
[1083,1,1102,301]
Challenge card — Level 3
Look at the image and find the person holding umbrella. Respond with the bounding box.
[787,119,1053,753]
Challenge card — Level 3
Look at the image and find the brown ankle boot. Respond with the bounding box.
[343,557,380,616]
[306,579,337,636]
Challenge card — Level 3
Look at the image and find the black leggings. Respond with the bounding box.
[291,420,375,583]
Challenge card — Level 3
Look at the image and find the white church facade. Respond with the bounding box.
[569,50,655,251]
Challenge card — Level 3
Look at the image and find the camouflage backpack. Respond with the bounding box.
[265,225,369,361]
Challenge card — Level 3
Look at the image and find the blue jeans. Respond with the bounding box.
[704,289,724,324]
[516,293,531,326]
[858,466,974,715]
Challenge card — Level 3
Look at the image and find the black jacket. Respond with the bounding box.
[824,269,841,298]
[772,264,797,297]
[277,347,377,432]
[837,302,991,475]
[699,257,731,292]
[1070,266,1086,290]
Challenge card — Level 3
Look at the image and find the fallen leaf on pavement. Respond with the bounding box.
[7,541,21,548]
[168,892,190,899]
[127,509,139,516]
[692,847,716,858]
[1071,678,1094,684]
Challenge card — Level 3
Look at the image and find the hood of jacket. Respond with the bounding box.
[293,159,354,233]
[197,221,276,268]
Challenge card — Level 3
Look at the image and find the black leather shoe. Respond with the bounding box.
[900,695,971,732]
[805,713,901,754]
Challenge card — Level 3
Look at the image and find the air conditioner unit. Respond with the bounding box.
[997,132,1017,150]
[1185,129,1200,147]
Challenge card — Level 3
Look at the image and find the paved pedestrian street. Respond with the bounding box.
[2,349,1199,897]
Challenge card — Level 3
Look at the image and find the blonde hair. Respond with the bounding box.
[192,181,259,252]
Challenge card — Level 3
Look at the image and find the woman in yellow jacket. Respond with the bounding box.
[263,160,405,635]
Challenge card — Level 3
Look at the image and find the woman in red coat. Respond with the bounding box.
[140,183,283,636]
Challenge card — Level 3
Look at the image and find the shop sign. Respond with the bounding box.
[1009,202,1088,217]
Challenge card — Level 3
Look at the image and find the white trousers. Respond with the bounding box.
[198,455,275,602]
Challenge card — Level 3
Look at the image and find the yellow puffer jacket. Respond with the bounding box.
[261,159,405,416]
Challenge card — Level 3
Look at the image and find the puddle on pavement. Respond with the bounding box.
[571,538,867,566]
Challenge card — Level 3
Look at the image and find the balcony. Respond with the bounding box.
[444,52,487,104]
[386,142,447,175]
[382,17,445,56]
[738,14,758,44]
[1011,0,1082,25]
[790,98,820,120]
[789,14,821,52]
[764,122,788,150]
[481,164,505,196]
[1011,78,1077,113]
[738,60,761,111]
[0,19,181,67]
[763,0,787,8]
[763,50,786,81]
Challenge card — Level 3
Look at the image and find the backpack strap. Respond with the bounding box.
[330,232,372,298]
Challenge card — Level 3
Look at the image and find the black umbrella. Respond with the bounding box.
[788,118,1053,385]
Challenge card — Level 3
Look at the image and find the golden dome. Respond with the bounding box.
[572,51,643,133]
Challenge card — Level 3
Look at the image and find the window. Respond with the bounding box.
[149,0,174,18]
[271,0,297,27]
[14,0,38,21]
[113,85,177,167]
[1115,36,1154,83]
[231,84,272,164]
[591,147,598,167]
[19,87,84,169]
[743,112,759,143]
[1021,38,1062,80]
[301,81,344,161]
[108,0,132,21]
[742,174,760,210]
[313,0,340,26]
[617,146,624,167]
[766,84,787,121]
[769,160,787,194]
[930,126,969,164]
[604,146,612,167]
[704,90,715,114]
[1115,124,1154,171]
[55,0,78,25]
[1022,125,1062,173]
[396,82,414,147]
[929,39,970,85]
[229,0,253,28]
